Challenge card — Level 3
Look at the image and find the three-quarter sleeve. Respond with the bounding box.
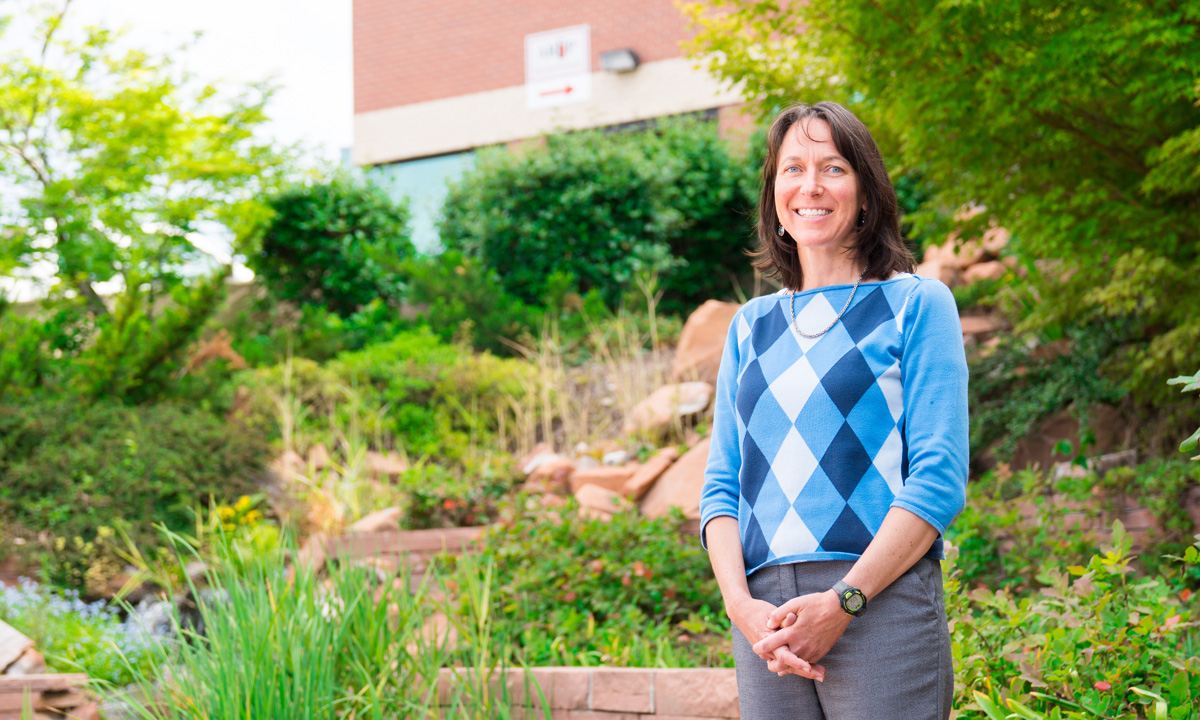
[892,279,969,534]
[699,309,743,549]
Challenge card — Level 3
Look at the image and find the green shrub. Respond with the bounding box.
[968,318,1130,463]
[402,251,544,354]
[398,460,519,530]
[247,174,413,317]
[225,294,407,367]
[948,524,1199,718]
[623,117,758,314]
[478,499,730,667]
[0,398,267,590]
[241,327,535,462]
[441,117,756,313]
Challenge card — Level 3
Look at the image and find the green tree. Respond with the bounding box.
[247,174,413,317]
[0,2,285,400]
[684,0,1200,403]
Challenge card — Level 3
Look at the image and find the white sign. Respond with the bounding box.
[525,24,591,110]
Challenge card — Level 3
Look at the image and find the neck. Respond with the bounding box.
[797,247,865,292]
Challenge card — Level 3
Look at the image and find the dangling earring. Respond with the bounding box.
[777,223,786,237]
[857,209,866,228]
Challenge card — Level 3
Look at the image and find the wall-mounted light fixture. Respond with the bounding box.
[600,49,639,73]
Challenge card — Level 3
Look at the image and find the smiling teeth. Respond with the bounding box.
[796,209,831,217]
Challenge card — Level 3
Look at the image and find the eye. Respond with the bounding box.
[781,164,801,174]
[827,165,846,174]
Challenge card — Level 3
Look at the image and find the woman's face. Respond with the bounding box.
[774,118,865,255]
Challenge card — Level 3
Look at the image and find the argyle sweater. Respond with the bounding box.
[699,273,968,575]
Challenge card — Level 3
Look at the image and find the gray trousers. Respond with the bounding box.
[732,559,952,720]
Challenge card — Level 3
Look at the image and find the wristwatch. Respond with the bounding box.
[832,580,868,616]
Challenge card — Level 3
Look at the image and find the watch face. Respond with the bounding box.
[845,593,864,613]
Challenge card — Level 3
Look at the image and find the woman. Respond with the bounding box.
[699,101,968,719]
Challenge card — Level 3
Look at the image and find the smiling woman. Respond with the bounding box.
[699,101,968,720]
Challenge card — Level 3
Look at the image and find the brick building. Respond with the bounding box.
[352,0,748,248]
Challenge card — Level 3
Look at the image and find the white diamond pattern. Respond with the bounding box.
[768,355,820,422]
[772,427,818,503]
[788,293,837,353]
[769,507,819,558]
[878,360,904,423]
[874,426,905,496]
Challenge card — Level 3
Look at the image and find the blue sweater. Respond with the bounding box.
[699,273,968,575]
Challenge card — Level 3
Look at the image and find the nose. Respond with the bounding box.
[799,170,823,197]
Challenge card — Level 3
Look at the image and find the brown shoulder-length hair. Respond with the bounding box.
[753,101,913,290]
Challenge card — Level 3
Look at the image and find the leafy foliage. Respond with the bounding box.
[949,525,1199,719]
[0,4,281,309]
[441,117,756,313]
[0,398,266,590]
[1169,368,1200,459]
[479,499,731,667]
[0,579,158,686]
[967,319,1130,463]
[683,0,1200,404]
[247,175,413,317]
[240,328,535,462]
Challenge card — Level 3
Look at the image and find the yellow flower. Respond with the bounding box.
[235,495,253,512]
[97,525,115,539]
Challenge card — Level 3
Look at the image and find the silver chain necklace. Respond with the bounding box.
[789,267,868,339]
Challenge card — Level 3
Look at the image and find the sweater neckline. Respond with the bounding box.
[777,272,914,298]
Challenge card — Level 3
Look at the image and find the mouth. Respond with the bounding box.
[793,208,832,219]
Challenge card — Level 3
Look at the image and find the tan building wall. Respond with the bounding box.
[354,0,694,113]
[352,0,744,164]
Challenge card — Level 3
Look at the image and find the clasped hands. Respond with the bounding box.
[732,590,852,682]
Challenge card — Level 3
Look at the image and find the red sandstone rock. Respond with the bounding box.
[568,465,638,494]
[0,621,33,673]
[516,442,553,474]
[960,315,1001,335]
[622,447,680,500]
[640,438,710,520]
[623,382,713,435]
[348,507,403,534]
[307,443,331,470]
[963,260,1008,284]
[575,485,630,519]
[669,300,741,385]
[914,257,961,287]
[982,226,1010,255]
[365,451,408,476]
[524,458,575,494]
[3,648,44,676]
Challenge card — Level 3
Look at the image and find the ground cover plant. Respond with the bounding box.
[479,499,732,668]
[0,578,157,687]
[950,525,1200,719]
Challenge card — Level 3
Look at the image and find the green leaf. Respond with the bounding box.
[1181,426,1200,453]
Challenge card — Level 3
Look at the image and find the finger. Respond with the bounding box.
[752,628,791,657]
[780,612,797,628]
[774,647,826,682]
[767,598,806,629]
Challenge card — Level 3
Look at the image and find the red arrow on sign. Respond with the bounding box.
[539,85,574,97]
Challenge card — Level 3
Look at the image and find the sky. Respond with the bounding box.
[67,0,354,163]
[2,0,355,299]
